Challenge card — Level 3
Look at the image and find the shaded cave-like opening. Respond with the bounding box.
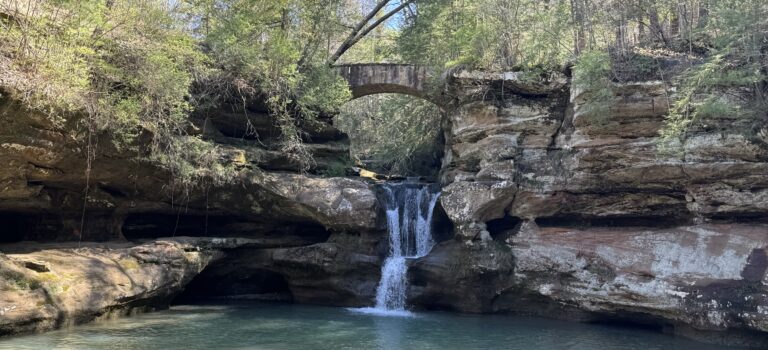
[431,200,455,243]
[706,213,768,225]
[173,264,293,304]
[0,212,64,243]
[121,213,331,242]
[486,215,522,239]
[122,213,247,239]
[0,212,31,243]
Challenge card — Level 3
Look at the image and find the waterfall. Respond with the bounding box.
[354,182,440,316]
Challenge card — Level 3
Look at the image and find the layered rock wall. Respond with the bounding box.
[0,92,387,336]
[3,68,768,347]
[439,70,768,235]
[0,95,380,244]
[414,69,768,347]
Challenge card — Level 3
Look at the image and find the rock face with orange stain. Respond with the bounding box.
[427,69,768,347]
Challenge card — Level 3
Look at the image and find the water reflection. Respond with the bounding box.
[0,302,739,350]
[372,314,407,349]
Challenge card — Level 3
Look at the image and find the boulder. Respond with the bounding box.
[0,240,220,335]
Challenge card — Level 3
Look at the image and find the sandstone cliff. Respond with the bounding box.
[415,69,768,347]
[2,69,768,347]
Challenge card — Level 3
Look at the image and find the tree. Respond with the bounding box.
[328,0,416,64]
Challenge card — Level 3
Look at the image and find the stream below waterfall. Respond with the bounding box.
[0,301,737,350]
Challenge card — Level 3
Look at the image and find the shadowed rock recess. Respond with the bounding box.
[2,69,768,347]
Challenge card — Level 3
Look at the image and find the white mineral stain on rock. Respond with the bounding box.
[638,228,757,280]
[538,284,554,296]
[757,305,768,315]
[665,290,689,298]
[337,198,353,212]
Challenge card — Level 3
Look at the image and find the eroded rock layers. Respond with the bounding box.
[2,69,768,347]
[425,70,768,347]
[0,94,386,335]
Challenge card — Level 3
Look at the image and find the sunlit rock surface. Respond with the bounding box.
[0,240,219,335]
[439,71,768,228]
[3,69,768,347]
[433,70,768,346]
[408,223,768,347]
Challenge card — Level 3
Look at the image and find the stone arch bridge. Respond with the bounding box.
[334,64,434,102]
[336,63,570,106]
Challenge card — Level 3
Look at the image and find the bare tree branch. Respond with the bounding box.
[328,0,391,64]
[328,0,415,65]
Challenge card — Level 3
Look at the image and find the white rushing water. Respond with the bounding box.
[355,183,440,317]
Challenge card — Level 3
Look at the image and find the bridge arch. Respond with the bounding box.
[335,64,434,103]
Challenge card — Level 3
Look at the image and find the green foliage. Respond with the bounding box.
[336,94,442,177]
[573,50,614,122]
[150,136,241,188]
[0,0,232,186]
[0,0,353,182]
[573,50,612,88]
[338,27,400,64]
[659,55,758,154]
[185,0,352,172]
[319,159,353,178]
[297,66,353,117]
[659,1,768,153]
[397,0,573,70]
[0,269,41,291]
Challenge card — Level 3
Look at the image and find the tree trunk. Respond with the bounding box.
[698,0,709,29]
[614,4,626,54]
[670,4,680,39]
[571,0,587,54]
[648,1,668,46]
[636,2,645,43]
[327,0,419,65]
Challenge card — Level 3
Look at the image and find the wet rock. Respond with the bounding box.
[408,240,514,312]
